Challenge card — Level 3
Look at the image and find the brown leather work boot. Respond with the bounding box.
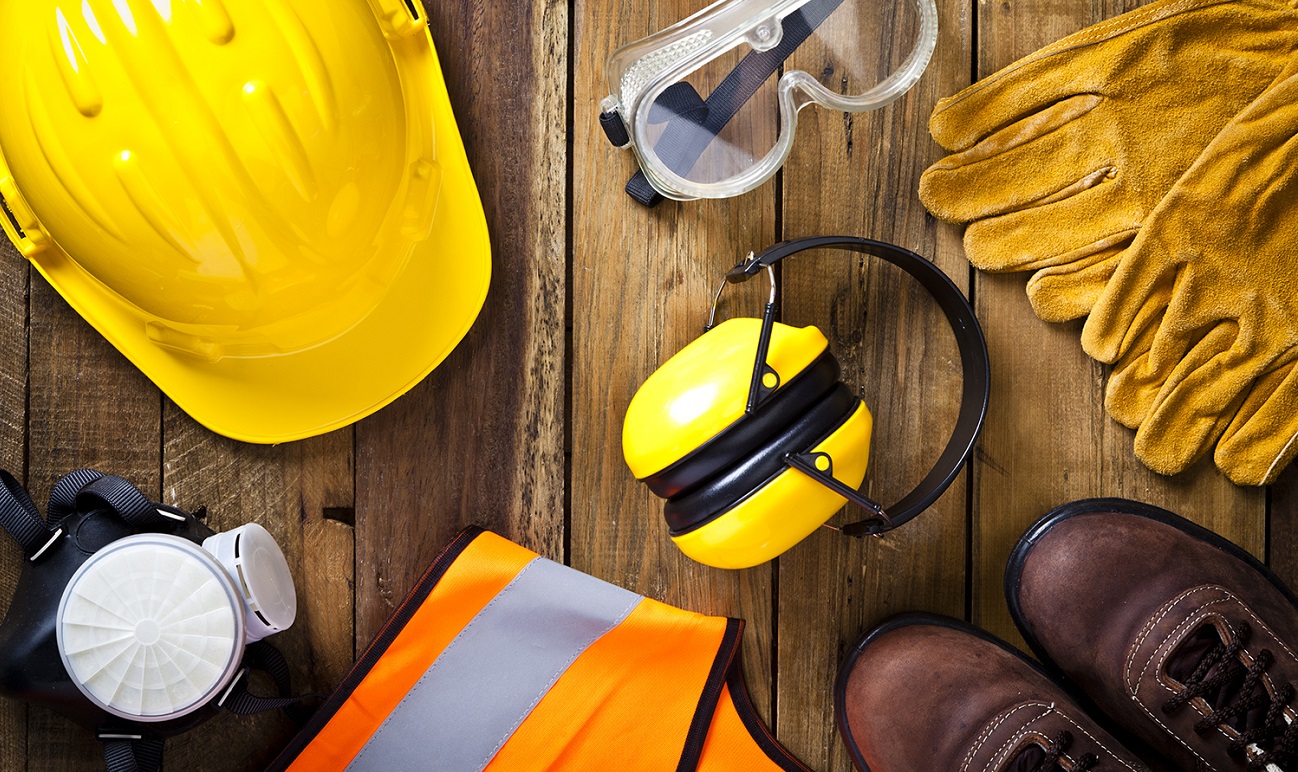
[1008,499,1298,771]
[835,613,1150,771]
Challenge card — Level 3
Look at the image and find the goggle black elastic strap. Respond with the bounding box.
[718,236,990,537]
[600,0,844,206]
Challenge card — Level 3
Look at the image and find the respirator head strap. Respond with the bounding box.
[46,468,108,527]
[74,474,187,531]
[219,641,322,720]
[732,236,990,536]
[0,468,186,563]
[0,469,61,561]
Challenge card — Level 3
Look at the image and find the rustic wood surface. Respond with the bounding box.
[0,0,1291,769]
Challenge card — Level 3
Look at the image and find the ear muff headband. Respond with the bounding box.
[722,236,990,537]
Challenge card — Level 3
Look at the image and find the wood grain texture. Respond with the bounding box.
[25,279,162,771]
[1271,465,1298,588]
[971,0,1265,648]
[0,238,28,769]
[4,0,1297,769]
[157,416,354,772]
[571,0,779,726]
[354,0,569,647]
[774,0,973,766]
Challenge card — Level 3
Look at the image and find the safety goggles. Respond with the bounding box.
[599,0,938,205]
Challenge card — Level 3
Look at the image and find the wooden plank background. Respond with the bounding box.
[0,0,1290,768]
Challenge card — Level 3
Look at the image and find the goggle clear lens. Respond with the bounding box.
[641,45,781,187]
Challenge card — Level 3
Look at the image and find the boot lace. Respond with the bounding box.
[1161,620,1298,771]
[1033,730,1100,772]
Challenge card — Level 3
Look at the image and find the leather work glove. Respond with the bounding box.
[917,0,1298,323]
[1080,60,1298,486]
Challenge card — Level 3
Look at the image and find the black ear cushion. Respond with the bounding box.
[642,352,841,499]
[663,384,862,536]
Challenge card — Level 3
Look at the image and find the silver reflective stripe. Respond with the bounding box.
[344,556,643,772]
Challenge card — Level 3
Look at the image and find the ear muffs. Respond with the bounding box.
[625,319,874,570]
[623,237,991,570]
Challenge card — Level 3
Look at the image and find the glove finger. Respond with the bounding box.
[1108,279,1228,427]
[927,0,1244,150]
[1217,357,1298,486]
[920,95,1109,222]
[929,67,1090,153]
[1104,302,1169,428]
[962,181,1139,273]
[1025,242,1124,323]
[1134,323,1271,476]
[1081,233,1179,364]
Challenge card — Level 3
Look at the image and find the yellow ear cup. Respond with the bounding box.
[671,402,872,569]
[623,318,874,569]
[623,318,829,478]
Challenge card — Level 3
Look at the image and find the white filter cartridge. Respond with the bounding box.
[56,535,245,722]
[203,523,297,642]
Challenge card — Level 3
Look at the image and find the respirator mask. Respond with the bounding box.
[0,469,302,771]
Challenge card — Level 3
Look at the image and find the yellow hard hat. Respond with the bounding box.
[0,0,490,443]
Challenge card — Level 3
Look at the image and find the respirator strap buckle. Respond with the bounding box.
[29,528,63,562]
[0,469,61,561]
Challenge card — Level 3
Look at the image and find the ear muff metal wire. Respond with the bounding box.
[708,261,782,414]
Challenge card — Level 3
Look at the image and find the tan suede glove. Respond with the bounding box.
[918,0,1298,323]
[1080,61,1298,486]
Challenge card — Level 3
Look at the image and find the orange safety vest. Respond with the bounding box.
[268,526,810,771]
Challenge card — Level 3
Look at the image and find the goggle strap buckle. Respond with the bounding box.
[626,171,664,207]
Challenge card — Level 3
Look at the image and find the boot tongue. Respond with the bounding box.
[1165,624,1272,735]
[1005,743,1062,772]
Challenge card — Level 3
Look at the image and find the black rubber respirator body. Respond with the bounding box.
[0,469,298,767]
